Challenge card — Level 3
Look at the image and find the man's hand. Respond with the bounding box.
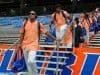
[56,38,62,42]
[54,38,61,44]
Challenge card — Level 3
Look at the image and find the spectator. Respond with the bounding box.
[74,17,82,47]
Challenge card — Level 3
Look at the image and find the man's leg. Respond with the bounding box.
[22,49,29,75]
[28,50,37,75]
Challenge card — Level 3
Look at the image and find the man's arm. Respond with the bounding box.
[19,32,24,46]
[40,23,56,41]
[45,31,56,40]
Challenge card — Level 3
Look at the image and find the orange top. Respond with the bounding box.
[62,26,72,45]
[79,19,90,31]
[52,11,68,31]
[20,20,48,51]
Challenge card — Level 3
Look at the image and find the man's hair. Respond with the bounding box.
[55,4,61,8]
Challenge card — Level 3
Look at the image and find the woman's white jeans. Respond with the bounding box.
[56,24,72,47]
[56,24,68,40]
[23,49,37,75]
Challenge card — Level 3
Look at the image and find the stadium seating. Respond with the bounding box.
[88,31,100,48]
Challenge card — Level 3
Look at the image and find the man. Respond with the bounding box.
[50,4,72,47]
[74,17,83,47]
[19,10,57,75]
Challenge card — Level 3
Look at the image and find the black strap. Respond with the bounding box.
[54,10,66,21]
[38,22,40,41]
[23,18,28,35]
[54,12,56,21]
[61,11,66,20]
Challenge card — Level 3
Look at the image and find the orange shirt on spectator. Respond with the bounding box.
[52,11,69,31]
[20,20,48,51]
[79,20,90,31]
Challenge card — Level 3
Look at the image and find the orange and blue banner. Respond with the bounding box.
[0,45,100,75]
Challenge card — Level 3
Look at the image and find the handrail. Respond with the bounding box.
[37,49,72,53]
[36,55,68,59]
[39,44,72,48]
[35,60,65,65]
[37,67,61,71]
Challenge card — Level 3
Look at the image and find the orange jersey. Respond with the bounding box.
[20,20,48,51]
[52,11,69,31]
[79,20,90,31]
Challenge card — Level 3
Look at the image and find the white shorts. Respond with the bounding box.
[56,24,68,40]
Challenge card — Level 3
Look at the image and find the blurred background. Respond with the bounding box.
[0,0,100,16]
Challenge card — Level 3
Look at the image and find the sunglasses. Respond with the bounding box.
[29,13,35,15]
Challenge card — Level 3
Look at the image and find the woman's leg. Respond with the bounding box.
[60,24,68,40]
